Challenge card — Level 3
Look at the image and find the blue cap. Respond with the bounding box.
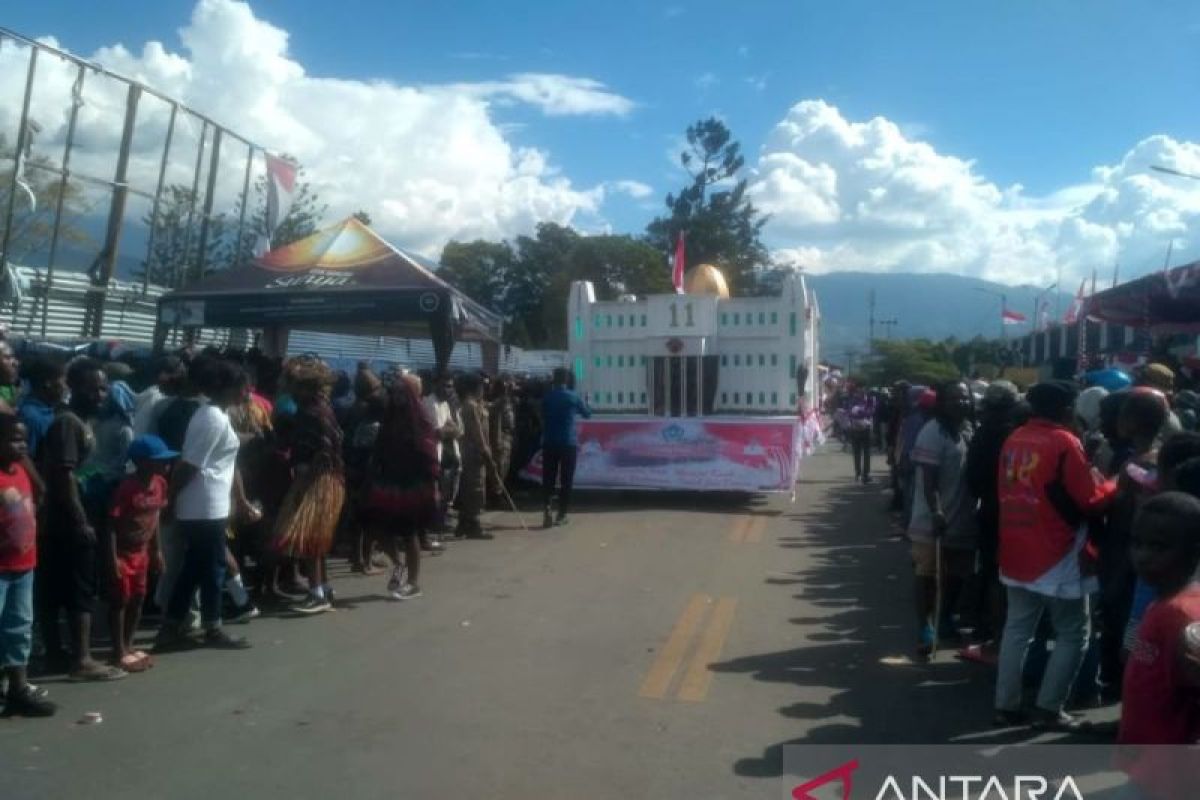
[128,434,179,462]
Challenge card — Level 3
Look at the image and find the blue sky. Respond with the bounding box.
[5,0,1200,284]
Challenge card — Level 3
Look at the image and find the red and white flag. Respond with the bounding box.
[672,230,686,294]
[255,153,299,257]
[1001,308,1026,325]
[1063,280,1086,324]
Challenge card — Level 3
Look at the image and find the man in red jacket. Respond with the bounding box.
[993,380,1117,731]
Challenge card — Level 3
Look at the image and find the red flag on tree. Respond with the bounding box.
[672,231,685,295]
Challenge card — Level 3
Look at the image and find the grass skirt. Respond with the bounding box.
[273,470,346,559]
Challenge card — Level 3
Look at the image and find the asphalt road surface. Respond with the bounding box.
[3,448,1090,799]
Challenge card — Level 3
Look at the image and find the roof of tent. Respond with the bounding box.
[1084,260,1200,333]
[157,217,502,341]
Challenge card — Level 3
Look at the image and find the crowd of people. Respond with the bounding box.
[0,337,589,718]
[835,361,1200,745]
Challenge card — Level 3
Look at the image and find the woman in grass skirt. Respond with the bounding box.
[273,356,345,614]
[362,374,439,601]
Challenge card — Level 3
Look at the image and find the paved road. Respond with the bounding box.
[5,448,1043,799]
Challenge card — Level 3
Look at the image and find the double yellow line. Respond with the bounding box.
[639,593,738,702]
[728,516,766,544]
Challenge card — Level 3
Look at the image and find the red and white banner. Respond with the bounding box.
[1001,308,1026,325]
[255,153,299,257]
[672,231,686,295]
[522,417,802,492]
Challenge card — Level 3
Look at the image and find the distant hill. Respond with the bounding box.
[803,271,1073,362]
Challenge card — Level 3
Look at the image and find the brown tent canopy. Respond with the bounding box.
[157,217,503,371]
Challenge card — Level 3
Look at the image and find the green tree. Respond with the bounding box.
[507,222,580,347]
[0,134,94,266]
[438,239,515,310]
[860,339,961,387]
[136,184,237,287]
[439,227,673,349]
[947,336,1005,378]
[233,157,327,256]
[645,118,770,294]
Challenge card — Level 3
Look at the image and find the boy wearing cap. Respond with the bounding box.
[106,435,174,672]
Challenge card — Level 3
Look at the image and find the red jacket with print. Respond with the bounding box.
[997,418,1117,584]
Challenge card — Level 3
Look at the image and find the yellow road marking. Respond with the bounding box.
[676,597,738,702]
[746,517,766,544]
[639,594,712,699]
[728,516,750,543]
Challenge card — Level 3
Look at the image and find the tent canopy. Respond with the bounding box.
[1085,260,1200,333]
[157,217,502,369]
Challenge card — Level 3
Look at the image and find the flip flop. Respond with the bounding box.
[956,644,998,666]
[117,655,150,673]
[69,664,127,682]
[132,650,155,667]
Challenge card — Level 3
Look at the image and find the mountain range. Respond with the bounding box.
[803,271,1075,363]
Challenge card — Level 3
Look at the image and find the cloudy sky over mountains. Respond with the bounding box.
[4,0,1200,286]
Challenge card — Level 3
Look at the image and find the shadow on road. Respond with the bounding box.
[507,486,783,516]
[710,452,1022,779]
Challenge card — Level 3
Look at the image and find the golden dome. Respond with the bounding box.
[684,263,730,298]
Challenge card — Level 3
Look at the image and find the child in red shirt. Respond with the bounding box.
[0,415,55,717]
[1119,492,1200,745]
[107,435,175,673]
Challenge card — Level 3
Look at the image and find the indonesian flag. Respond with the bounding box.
[254,153,299,257]
[1001,308,1026,325]
[672,230,686,294]
[1063,280,1086,324]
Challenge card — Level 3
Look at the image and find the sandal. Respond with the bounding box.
[117,654,151,673]
[69,663,127,682]
[956,644,998,666]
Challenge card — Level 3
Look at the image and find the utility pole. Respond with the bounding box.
[879,319,898,339]
[839,347,862,381]
[867,289,876,357]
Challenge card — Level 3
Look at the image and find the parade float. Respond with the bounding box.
[527,265,822,493]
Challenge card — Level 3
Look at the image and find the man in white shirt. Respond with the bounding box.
[156,359,250,651]
[423,374,462,536]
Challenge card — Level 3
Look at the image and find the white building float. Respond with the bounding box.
[525,265,822,493]
[568,265,820,417]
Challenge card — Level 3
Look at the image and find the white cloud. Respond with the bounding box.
[750,100,1200,285]
[694,72,718,93]
[450,73,635,117]
[0,0,632,261]
[609,179,654,199]
[745,73,770,93]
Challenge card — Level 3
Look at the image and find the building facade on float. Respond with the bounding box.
[567,265,820,417]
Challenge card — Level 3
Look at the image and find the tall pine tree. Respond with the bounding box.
[645,118,770,294]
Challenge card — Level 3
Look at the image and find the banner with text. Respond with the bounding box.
[523,417,801,492]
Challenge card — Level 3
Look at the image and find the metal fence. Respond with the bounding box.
[0,26,269,339]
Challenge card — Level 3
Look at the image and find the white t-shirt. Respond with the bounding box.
[422,395,460,463]
[176,403,240,521]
